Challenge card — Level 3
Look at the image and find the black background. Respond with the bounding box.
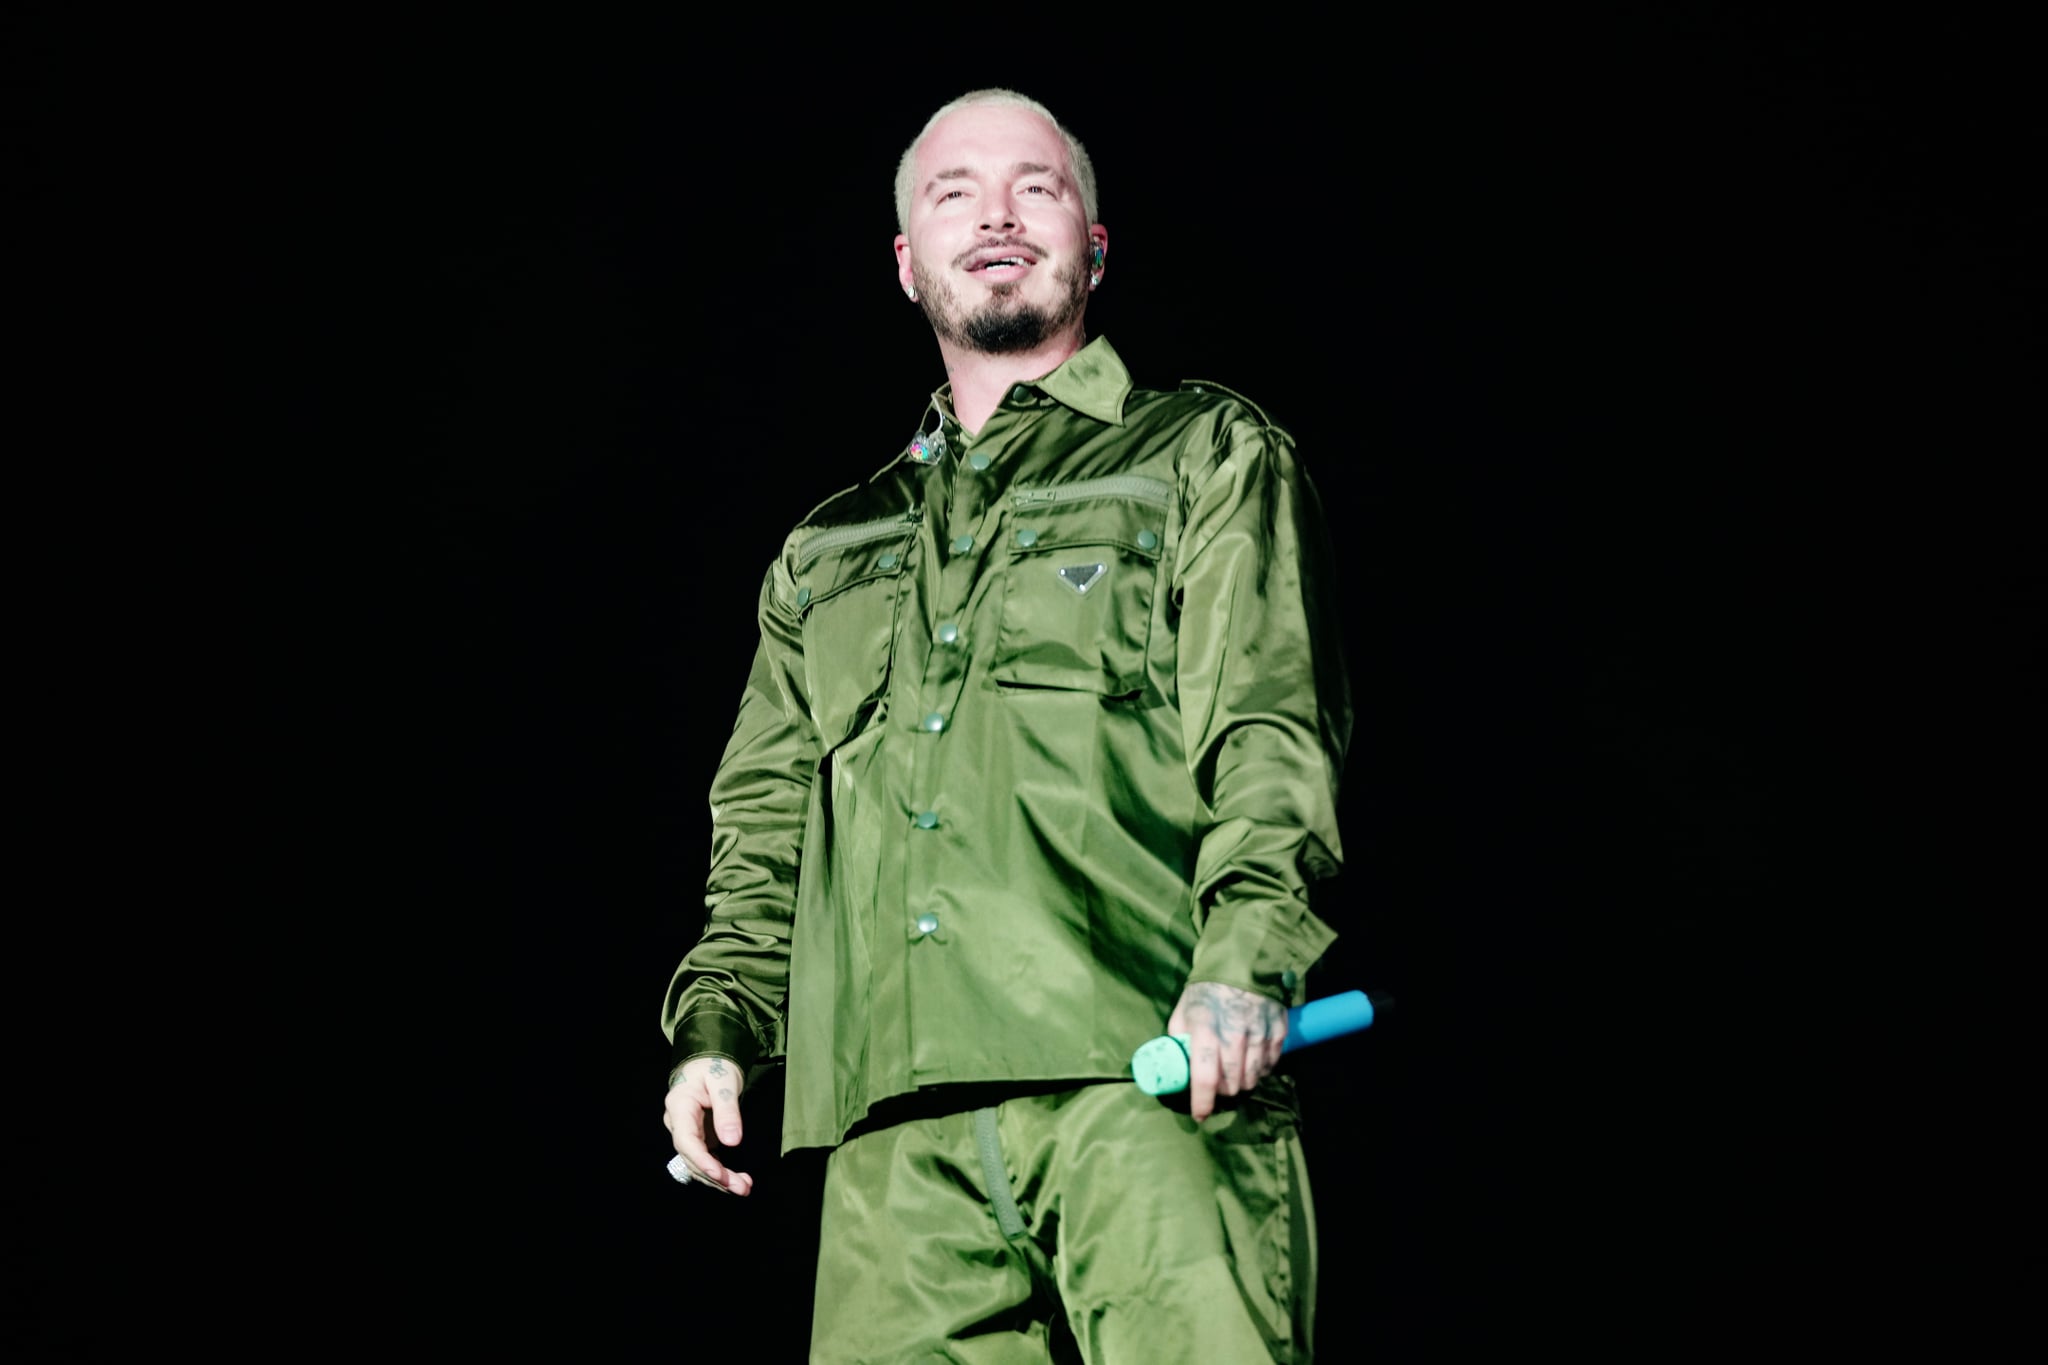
[11,10,2038,1357]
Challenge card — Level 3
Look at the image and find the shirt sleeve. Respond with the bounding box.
[1173,415,1352,1007]
[660,563,817,1078]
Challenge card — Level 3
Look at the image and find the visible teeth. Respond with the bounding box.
[982,258,1024,269]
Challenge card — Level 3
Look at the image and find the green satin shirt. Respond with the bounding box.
[663,337,1352,1154]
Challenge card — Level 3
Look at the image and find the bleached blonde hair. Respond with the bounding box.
[894,89,1099,234]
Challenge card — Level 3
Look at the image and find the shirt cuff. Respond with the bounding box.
[668,1008,763,1081]
[1186,901,1336,1009]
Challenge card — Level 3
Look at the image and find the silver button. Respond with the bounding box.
[1281,970,1298,990]
[1016,528,1038,548]
[923,712,946,732]
[951,534,974,554]
[915,810,939,829]
[916,913,940,935]
[1137,529,1159,551]
[936,622,960,645]
[969,452,991,471]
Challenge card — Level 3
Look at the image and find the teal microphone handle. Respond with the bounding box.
[1129,990,1388,1096]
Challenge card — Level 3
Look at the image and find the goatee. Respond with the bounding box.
[912,252,1090,355]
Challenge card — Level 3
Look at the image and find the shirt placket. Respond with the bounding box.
[896,389,1049,1078]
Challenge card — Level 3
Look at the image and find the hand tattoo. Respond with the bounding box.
[1185,982,1271,1041]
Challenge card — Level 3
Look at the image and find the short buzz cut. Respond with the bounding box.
[894,89,1099,234]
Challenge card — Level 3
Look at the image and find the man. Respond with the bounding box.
[663,89,1350,1362]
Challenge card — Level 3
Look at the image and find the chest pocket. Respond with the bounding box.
[794,515,916,748]
[995,476,1172,696]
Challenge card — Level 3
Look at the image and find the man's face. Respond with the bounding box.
[894,104,1107,355]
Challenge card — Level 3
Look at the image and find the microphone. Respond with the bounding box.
[1129,990,1391,1096]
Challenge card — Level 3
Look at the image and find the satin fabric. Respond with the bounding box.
[663,338,1352,1154]
[810,1079,1315,1364]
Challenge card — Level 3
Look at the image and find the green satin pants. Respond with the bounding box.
[810,1079,1316,1363]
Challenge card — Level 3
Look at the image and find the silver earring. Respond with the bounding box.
[905,285,918,301]
[1088,274,1102,289]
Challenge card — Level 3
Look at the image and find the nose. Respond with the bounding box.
[977,189,1019,234]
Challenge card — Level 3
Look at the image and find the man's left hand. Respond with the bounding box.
[1166,981,1289,1122]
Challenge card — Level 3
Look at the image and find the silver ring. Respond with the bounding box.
[667,1154,695,1184]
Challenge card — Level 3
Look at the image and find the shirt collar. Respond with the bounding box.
[886,337,1132,478]
[929,335,1132,430]
[1032,335,1132,426]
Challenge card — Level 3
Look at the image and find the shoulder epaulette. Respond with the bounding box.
[1178,378,1286,435]
[1179,378,1286,444]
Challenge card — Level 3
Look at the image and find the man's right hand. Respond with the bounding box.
[663,1056,754,1196]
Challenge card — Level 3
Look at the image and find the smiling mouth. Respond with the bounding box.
[960,241,1044,273]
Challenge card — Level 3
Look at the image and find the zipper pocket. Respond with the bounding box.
[1010,475,1172,510]
[797,513,918,569]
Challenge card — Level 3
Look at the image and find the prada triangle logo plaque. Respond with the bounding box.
[1057,563,1107,595]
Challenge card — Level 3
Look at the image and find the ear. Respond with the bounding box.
[1088,225,1109,284]
[894,234,914,294]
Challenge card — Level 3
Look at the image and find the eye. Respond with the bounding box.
[939,189,967,202]
[1023,184,1052,195]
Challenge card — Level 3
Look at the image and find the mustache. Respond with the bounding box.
[951,237,1049,269]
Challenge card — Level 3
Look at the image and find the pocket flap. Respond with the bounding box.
[794,517,917,612]
[1007,486,1168,562]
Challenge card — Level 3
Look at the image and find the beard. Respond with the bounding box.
[912,248,1090,355]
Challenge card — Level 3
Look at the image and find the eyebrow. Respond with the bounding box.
[926,162,1065,194]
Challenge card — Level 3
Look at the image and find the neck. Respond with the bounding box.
[935,324,1088,433]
